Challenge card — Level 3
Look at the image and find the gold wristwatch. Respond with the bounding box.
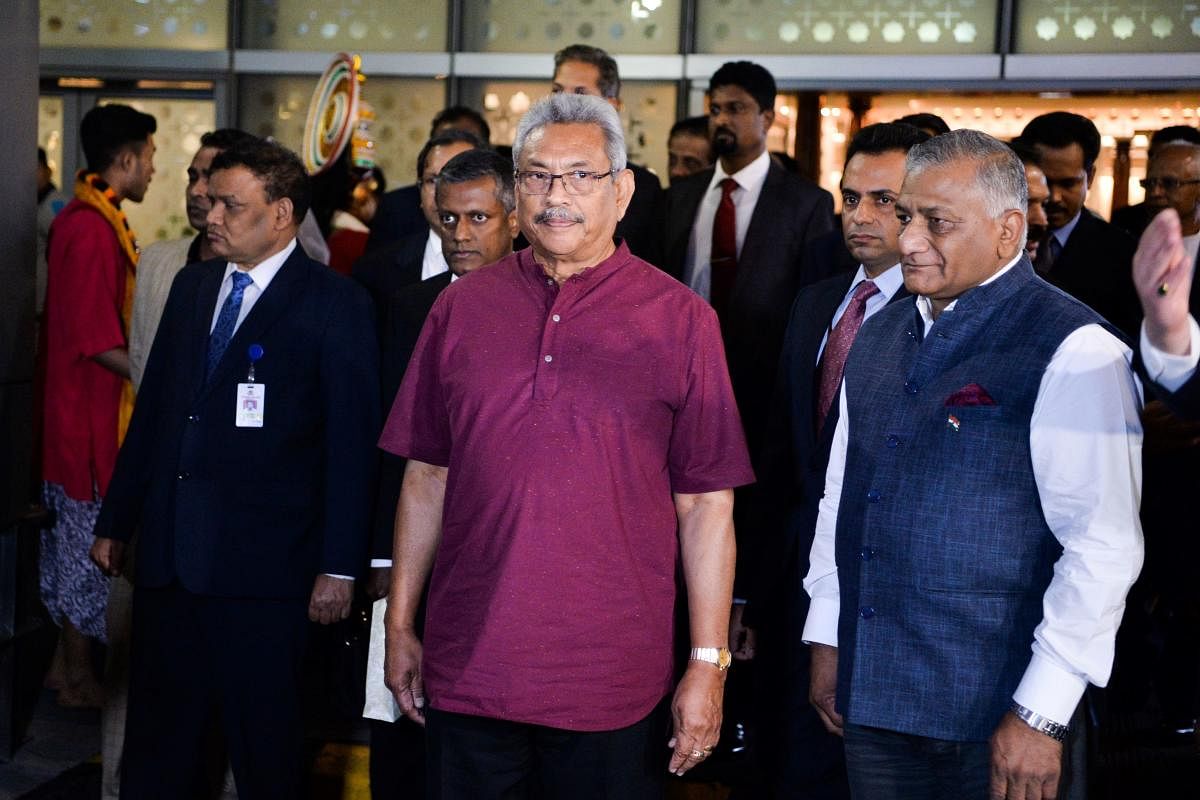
[689,647,732,671]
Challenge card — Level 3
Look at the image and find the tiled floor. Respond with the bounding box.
[0,691,100,799]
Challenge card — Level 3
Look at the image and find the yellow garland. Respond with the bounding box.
[73,171,138,444]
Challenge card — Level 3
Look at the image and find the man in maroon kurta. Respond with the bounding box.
[381,93,753,797]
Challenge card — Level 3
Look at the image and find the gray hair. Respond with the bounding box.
[512,93,627,174]
[906,129,1028,221]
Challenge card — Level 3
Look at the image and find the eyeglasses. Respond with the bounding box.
[1140,177,1200,192]
[515,168,616,196]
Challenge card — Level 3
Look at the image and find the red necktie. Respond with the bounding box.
[710,178,739,317]
[816,280,880,433]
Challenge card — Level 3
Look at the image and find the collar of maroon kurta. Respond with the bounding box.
[515,238,632,294]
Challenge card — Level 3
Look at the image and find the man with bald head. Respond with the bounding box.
[381,93,752,797]
[805,130,1143,800]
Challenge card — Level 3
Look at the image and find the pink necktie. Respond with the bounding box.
[816,280,880,433]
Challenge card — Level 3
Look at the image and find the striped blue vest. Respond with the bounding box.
[834,257,1107,741]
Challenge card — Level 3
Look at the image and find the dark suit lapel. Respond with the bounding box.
[198,248,309,400]
[666,170,711,278]
[190,261,226,400]
[737,162,784,282]
[1191,247,1200,318]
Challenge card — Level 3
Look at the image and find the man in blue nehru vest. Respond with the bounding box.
[803,130,1144,800]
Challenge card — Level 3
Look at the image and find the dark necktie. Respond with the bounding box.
[816,280,880,433]
[207,271,253,379]
[709,177,739,317]
[1034,235,1062,275]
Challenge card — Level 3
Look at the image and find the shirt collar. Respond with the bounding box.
[1050,209,1083,247]
[519,239,633,288]
[222,237,296,291]
[915,252,1022,328]
[709,149,771,196]
[850,262,905,302]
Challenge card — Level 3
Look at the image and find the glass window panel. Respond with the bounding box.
[98,98,217,244]
[241,0,448,52]
[462,79,675,185]
[461,0,680,54]
[696,0,997,55]
[41,0,227,50]
[238,76,446,186]
[39,96,65,192]
[1015,1,1200,53]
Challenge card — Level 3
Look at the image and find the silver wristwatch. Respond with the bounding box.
[689,647,732,671]
[1010,702,1069,742]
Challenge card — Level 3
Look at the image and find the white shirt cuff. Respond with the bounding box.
[1140,315,1200,392]
[1011,652,1088,727]
[801,596,840,646]
[369,559,393,568]
[323,573,355,581]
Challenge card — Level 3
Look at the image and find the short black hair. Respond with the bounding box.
[416,129,485,180]
[1150,124,1200,149]
[845,122,930,166]
[430,106,491,144]
[1007,138,1042,169]
[436,148,515,214]
[670,116,710,140]
[554,44,621,99]
[200,128,260,153]
[80,104,157,173]
[209,139,310,223]
[894,112,950,136]
[38,147,48,167]
[708,61,776,115]
[1019,112,1102,171]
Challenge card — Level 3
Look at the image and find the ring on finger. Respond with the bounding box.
[690,749,706,759]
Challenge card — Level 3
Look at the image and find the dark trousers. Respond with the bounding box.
[369,717,426,798]
[120,584,309,800]
[424,700,668,800]
[842,723,991,800]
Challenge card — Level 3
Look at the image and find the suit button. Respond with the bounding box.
[177,471,190,480]
[860,606,875,619]
[904,381,919,394]
[860,547,874,561]
[866,489,881,503]
[187,414,199,422]
[885,434,900,449]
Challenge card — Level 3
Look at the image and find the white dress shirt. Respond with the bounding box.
[209,238,296,334]
[211,237,354,583]
[816,263,905,364]
[420,228,449,281]
[684,150,772,301]
[803,257,1145,726]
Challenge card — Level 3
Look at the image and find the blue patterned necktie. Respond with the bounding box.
[206,271,253,379]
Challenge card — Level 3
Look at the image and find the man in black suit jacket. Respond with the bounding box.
[741,123,927,798]
[352,130,482,325]
[91,140,379,798]
[1019,112,1141,337]
[365,107,491,253]
[368,146,518,800]
[662,61,834,604]
[551,44,665,264]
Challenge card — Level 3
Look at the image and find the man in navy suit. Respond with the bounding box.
[91,138,379,798]
[740,122,927,798]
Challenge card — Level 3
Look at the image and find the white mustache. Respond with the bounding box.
[535,207,585,224]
